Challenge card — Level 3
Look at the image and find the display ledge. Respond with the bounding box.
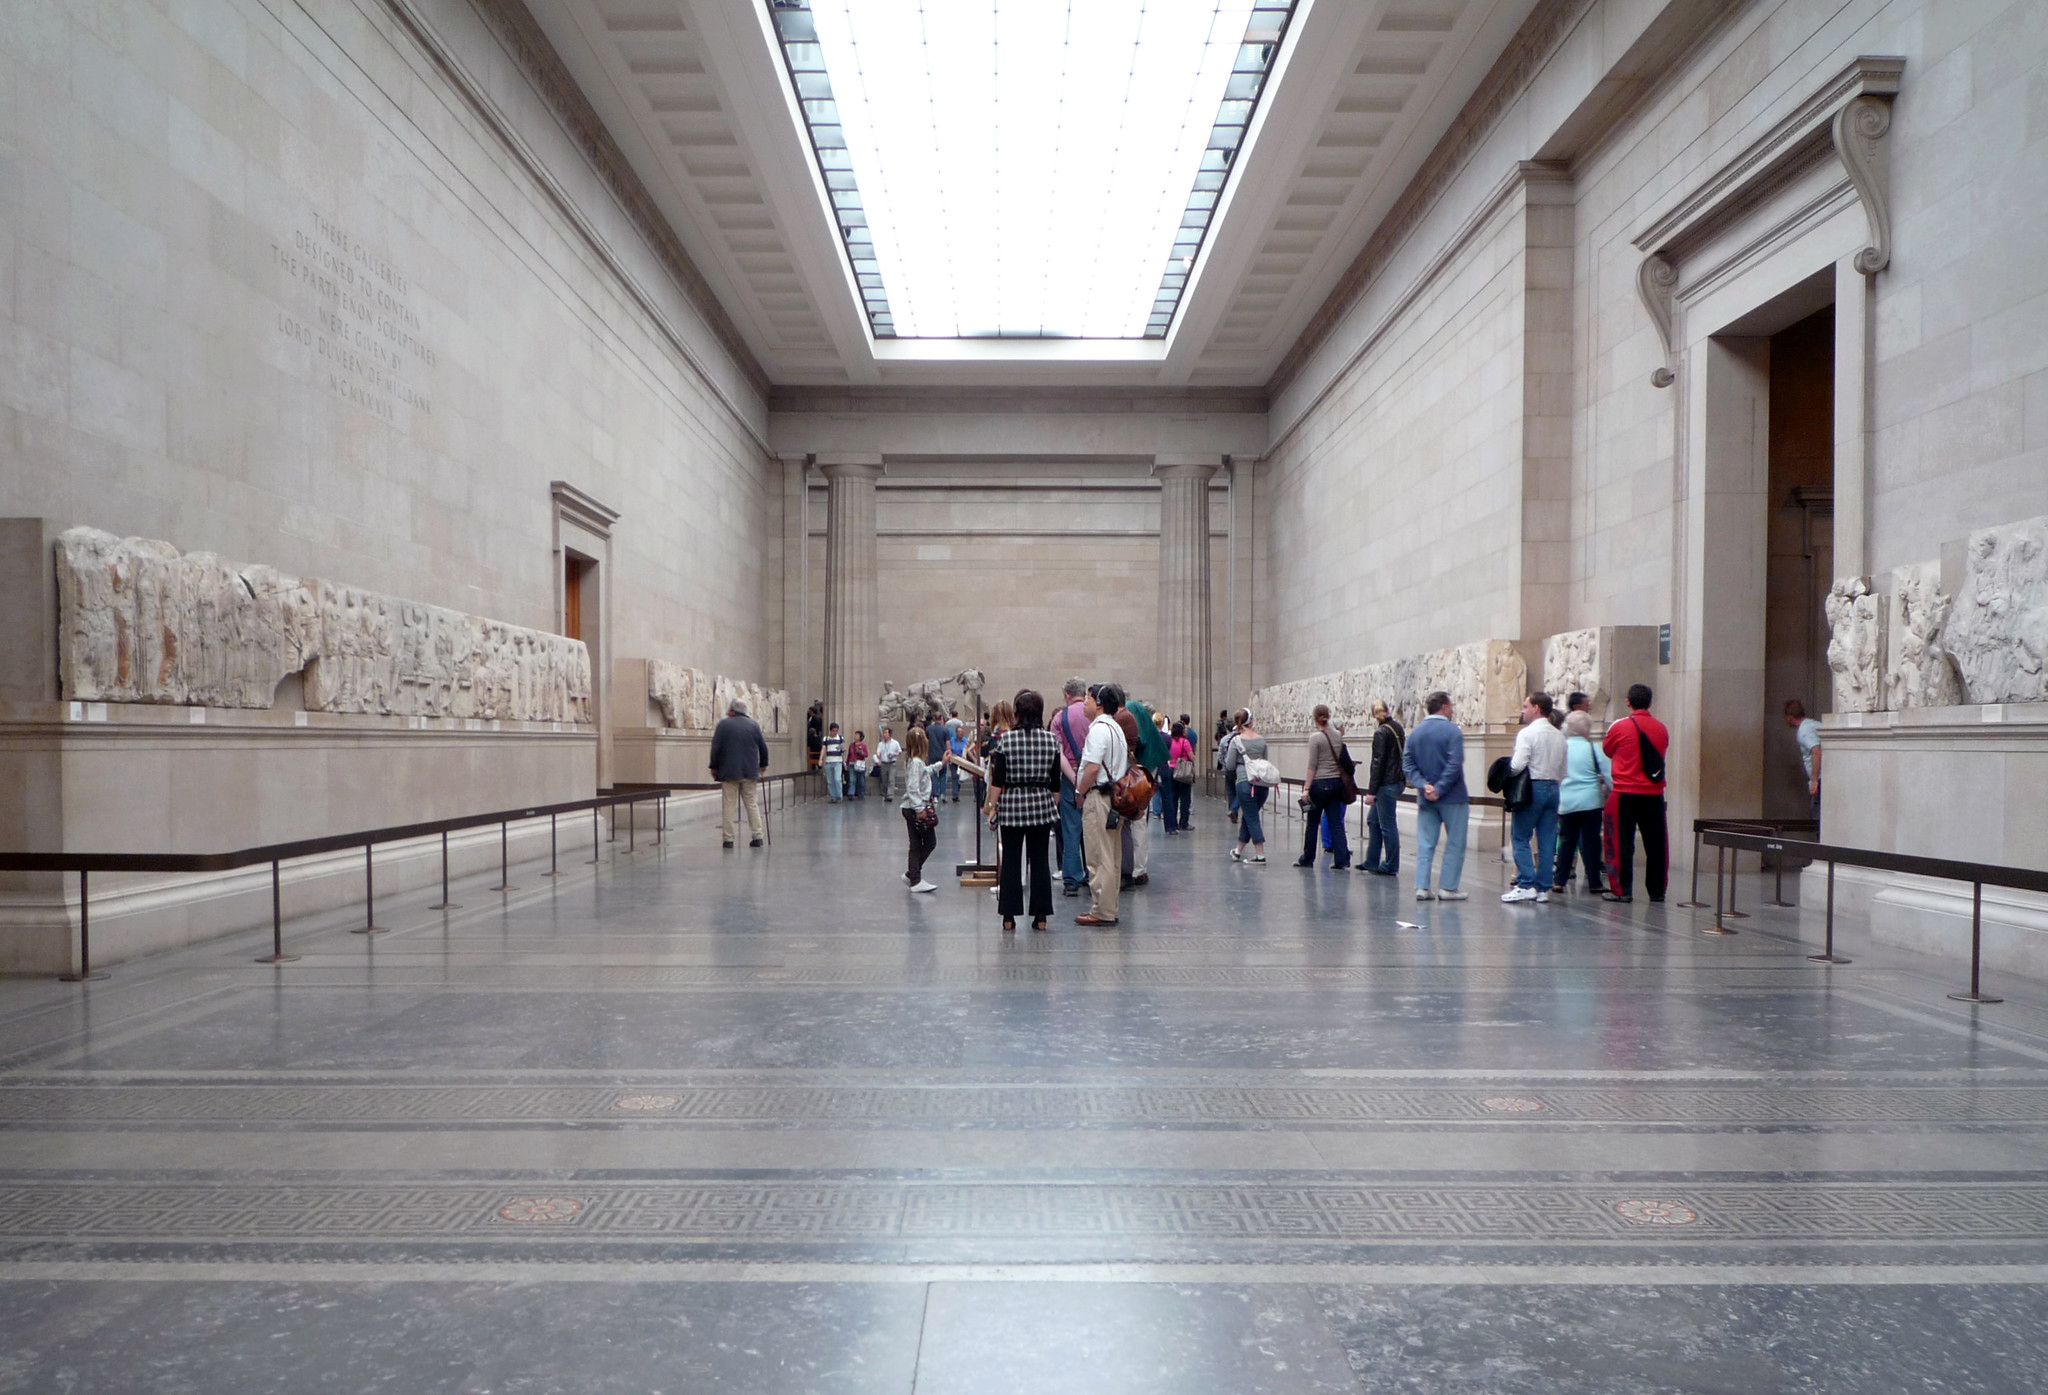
[1824,703,2048,738]
[0,701,595,735]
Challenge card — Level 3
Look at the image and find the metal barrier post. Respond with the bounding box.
[1723,848,1750,920]
[543,814,562,877]
[1808,860,1849,964]
[588,806,602,864]
[59,870,109,981]
[1703,844,1737,935]
[1764,841,1794,908]
[627,799,636,852]
[353,845,387,933]
[490,820,515,892]
[1947,881,2003,1004]
[430,830,460,910]
[256,860,298,963]
[1678,827,1708,907]
[655,796,664,847]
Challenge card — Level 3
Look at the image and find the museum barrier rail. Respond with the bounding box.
[1696,826,2048,1005]
[613,768,825,844]
[1679,818,1820,913]
[1268,778,1508,846]
[0,788,678,983]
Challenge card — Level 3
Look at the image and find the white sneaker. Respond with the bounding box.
[911,880,938,893]
[1436,889,1469,901]
[1501,886,1536,904]
[1230,848,1243,862]
[1536,890,1552,903]
[1415,888,1435,901]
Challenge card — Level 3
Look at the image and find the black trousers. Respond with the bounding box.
[1614,793,1668,899]
[903,808,937,882]
[1555,808,1603,890]
[998,824,1054,918]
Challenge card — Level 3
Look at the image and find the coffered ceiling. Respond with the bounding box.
[523,0,1542,388]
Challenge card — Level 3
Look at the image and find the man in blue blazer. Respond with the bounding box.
[1401,690,1469,902]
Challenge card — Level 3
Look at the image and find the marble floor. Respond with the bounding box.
[3,794,2047,1392]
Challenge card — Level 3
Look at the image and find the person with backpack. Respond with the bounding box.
[1074,683,1131,926]
[1222,709,1272,864]
[1358,700,1405,876]
[1163,721,1196,834]
[1296,704,1353,869]
[1601,683,1670,903]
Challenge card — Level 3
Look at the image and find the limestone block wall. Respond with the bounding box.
[0,0,776,734]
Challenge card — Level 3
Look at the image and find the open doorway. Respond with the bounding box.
[1762,306,1834,820]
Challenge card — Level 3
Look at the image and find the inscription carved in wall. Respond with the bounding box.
[269,212,437,424]
[56,529,590,723]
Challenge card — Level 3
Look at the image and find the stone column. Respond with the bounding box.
[1153,455,1222,730]
[819,454,884,742]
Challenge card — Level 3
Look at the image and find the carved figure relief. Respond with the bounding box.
[1542,629,1604,716]
[1885,561,1963,709]
[1946,516,2048,706]
[56,528,592,723]
[1824,576,1885,714]
[1246,640,1529,735]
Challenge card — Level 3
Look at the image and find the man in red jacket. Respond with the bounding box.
[1601,683,1670,903]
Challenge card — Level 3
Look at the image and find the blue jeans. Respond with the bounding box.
[1414,798,1468,892]
[1510,779,1561,888]
[824,761,843,801]
[1227,779,1241,820]
[1235,781,1268,846]
[1059,773,1086,888]
[849,766,866,799]
[1364,782,1401,873]
[1164,778,1192,831]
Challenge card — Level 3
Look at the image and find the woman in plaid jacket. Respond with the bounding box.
[984,689,1061,933]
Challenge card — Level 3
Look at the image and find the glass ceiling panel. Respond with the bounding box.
[767,0,1297,340]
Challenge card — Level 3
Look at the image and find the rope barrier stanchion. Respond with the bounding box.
[1763,840,1795,908]
[627,799,636,853]
[429,830,461,910]
[352,844,388,934]
[543,813,563,877]
[58,870,109,981]
[1722,847,1750,920]
[588,806,602,864]
[1702,844,1737,935]
[255,860,298,963]
[1808,859,1849,964]
[1677,827,1709,907]
[489,819,516,892]
[1947,881,2003,1004]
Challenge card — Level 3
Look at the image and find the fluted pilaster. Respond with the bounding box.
[820,455,884,740]
[1153,456,1220,730]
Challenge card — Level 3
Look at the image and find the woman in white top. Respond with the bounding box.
[899,727,938,892]
[1503,691,1567,903]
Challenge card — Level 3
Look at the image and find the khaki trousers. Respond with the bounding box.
[720,779,763,844]
[1081,788,1120,922]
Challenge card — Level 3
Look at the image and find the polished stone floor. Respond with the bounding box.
[3,793,2048,1392]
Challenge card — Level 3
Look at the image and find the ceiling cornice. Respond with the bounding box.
[455,0,772,397]
[769,386,1269,416]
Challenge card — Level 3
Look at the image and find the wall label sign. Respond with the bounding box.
[1659,623,1671,665]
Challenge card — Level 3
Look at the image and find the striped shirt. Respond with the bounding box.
[989,728,1060,827]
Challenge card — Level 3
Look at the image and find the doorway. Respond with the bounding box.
[1762,306,1834,819]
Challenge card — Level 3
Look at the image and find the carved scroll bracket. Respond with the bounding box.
[1630,55,1903,389]
[1832,94,1894,275]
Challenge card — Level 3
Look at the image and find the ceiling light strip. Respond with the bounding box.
[1146,0,1296,339]
[767,0,897,337]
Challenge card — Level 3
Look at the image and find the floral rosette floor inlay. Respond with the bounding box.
[496,1197,585,1223]
[1613,1199,1699,1225]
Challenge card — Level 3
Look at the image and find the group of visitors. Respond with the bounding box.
[738,673,1818,929]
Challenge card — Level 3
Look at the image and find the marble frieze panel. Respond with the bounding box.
[55,527,591,723]
[647,662,787,734]
[1947,515,2048,706]
[1249,641,1528,734]
[1824,576,1885,714]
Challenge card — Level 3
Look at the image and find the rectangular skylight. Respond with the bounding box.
[767,0,1297,340]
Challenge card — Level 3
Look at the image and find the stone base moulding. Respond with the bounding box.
[0,709,596,975]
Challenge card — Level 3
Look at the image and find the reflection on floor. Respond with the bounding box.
[2,795,2046,1392]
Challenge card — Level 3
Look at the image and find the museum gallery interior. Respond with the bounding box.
[3,0,2048,1388]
